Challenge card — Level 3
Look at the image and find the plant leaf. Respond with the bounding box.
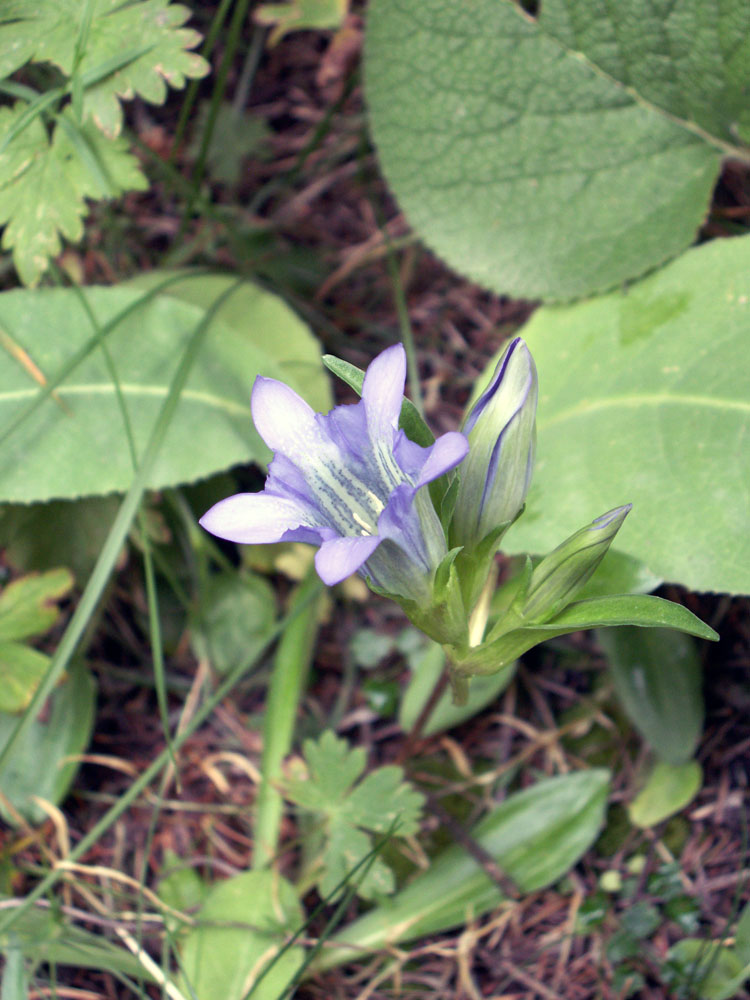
[0,643,51,715]
[598,627,704,764]
[189,571,277,676]
[0,899,158,980]
[0,498,120,580]
[543,596,717,641]
[500,234,750,595]
[0,658,95,825]
[0,569,73,643]
[667,939,748,1000]
[364,0,748,300]
[0,276,330,502]
[255,0,348,47]
[628,759,702,828]
[0,106,148,286]
[188,102,272,186]
[178,870,304,1000]
[0,0,209,138]
[281,730,423,901]
[315,768,610,969]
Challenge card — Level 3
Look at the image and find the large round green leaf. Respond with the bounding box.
[498,235,750,594]
[365,0,749,301]
[0,274,330,503]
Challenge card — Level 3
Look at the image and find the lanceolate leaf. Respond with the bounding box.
[315,769,610,969]
[0,276,330,502]
[365,0,749,301]
[599,627,704,764]
[499,235,750,595]
[457,594,715,679]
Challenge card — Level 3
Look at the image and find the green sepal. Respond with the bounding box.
[485,556,533,641]
[439,474,460,535]
[378,548,468,648]
[454,518,514,614]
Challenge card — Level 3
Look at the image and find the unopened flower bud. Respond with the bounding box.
[521,505,632,622]
[452,338,537,551]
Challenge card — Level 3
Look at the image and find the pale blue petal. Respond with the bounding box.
[362,344,406,442]
[200,492,319,544]
[315,534,381,585]
[416,431,469,488]
[323,401,369,461]
[251,376,335,467]
[377,483,431,572]
[265,453,315,506]
[393,430,430,479]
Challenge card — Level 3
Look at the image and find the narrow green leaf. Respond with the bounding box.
[500,234,750,595]
[315,769,609,969]
[629,760,702,828]
[457,594,715,680]
[544,595,718,641]
[0,905,157,980]
[0,940,28,1000]
[598,627,704,764]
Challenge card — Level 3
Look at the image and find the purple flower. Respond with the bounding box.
[200,345,468,601]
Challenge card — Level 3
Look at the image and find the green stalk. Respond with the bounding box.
[253,570,323,869]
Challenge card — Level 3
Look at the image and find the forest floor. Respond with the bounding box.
[4,7,750,999]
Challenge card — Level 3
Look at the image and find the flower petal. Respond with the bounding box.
[321,401,369,463]
[314,535,381,585]
[415,431,469,488]
[251,376,333,467]
[362,343,406,442]
[393,430,430,479]
[200,492,318,544]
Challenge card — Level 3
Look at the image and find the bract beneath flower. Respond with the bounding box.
[200,345,468,601]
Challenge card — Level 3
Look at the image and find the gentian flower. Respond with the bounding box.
[200,345,469,603]
[452,337,537,553]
